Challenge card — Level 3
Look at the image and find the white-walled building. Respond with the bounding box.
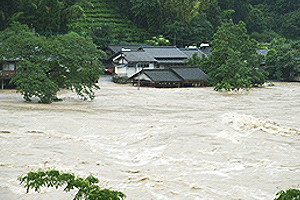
[113,51,156,77]
[112,46,194,77]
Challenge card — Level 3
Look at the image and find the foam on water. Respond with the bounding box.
[1,82,300,200]
[222,112,300,135]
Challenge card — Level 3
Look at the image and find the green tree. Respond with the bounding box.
[48,32,105,101]
[0,22,104,103]
[279,9,300,39]
[124,0,214,46]
[217,0,249,22]
[193,20,267,90]
[217,0,234,10]
[61,0,92,32]
[18,169,126,200]
[0,0,20,30]
[264,48,278,80]
[129,0,161,31]
[36,0,62,32]
[270,37,288,47]
[232,0,250,22]
[91,23,113,48]
[250,30,279,43]
[11,60,59,103]
[205,0,222,31]
[246,5,265,34]
[266,45,300,81]
[189,13,214,43]
[163,13,213,47]
[272,0,299,14]
[169,0,211,26]
[13,0,90,33]
[145,35,170,46]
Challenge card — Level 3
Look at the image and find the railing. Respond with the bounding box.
[1,71,16,78]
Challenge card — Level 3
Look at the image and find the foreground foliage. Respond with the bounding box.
[18,169,126,200]
[0,22,104,103]
[274,188,300,200]
[17,169,300,200]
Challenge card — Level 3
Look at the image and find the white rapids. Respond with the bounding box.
[0,80,300,200]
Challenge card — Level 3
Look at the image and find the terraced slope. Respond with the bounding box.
[78,0,149,44]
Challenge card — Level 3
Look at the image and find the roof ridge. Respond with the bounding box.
[142,46,178,48]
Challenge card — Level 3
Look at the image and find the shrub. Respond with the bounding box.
[113,75,129,84]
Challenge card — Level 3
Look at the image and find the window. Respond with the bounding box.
[137,63,149,68]
[3,63,15,71]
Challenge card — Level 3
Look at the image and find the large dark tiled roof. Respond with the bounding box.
[171,67,209,81]
[142,46,188,59]
[123,51,156,62]
[144,69,182,82]
[133,67,209,83]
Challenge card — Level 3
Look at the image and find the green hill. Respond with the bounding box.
[77,0,149,44]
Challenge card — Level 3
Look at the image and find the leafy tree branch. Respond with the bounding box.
[18,169,126,200]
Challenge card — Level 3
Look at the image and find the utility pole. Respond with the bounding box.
[173,34,176,47]
[137,64,143,90]
[137,71,140,90]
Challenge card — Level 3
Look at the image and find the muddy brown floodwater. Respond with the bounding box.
[0,81,300,200]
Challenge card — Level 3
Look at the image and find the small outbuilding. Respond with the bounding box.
[129,67,209,88]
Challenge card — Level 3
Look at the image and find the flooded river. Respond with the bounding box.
[0,81,300,200]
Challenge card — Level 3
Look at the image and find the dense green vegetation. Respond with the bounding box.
[102,0,300,45]
[0,22,104,103]
[18,169,125,200]
[187,19,267,90]
[0,0,149,47]
[1,0,300,45]
[265,39,300,81]
[1,0,300,92]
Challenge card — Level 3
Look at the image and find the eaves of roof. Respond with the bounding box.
[171,67,209,81]
[144,69,182,82]
[142,46,188,59]
[124,51,157,62]
[156,59,186,64]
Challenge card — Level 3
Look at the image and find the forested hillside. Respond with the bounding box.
[113,0,300,45]
[0,0,150,46]
[0,0,300,46]
[77,0,150,45]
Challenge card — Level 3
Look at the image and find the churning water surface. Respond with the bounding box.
[0,81,300,200]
